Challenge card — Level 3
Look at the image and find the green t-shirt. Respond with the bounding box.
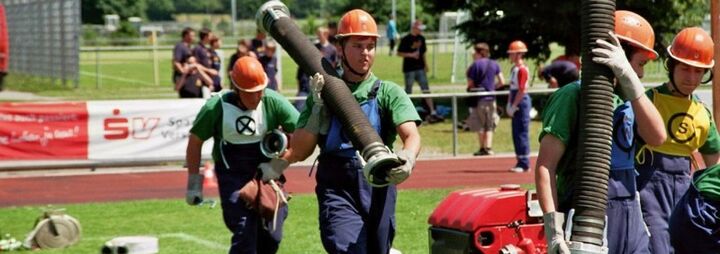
[539,82,623,210]
[190,89,299,161]
[695,163,720,201]
[296,73,421,150]
[644,84,720,154]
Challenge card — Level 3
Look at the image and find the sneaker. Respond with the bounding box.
[473,148,486,156]
[425,114,443,124]
[509,167,528,173]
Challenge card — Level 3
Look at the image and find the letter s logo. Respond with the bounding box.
[104,109,129,140]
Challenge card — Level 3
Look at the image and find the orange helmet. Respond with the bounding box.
[231,56,268,92]
[615,10,658,60]
[336,9,380,38]
[507,40,528,53]
[667,27,714,69]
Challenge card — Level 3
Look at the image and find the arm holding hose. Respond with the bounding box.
[535,134,570,254]
[386,122,421,184]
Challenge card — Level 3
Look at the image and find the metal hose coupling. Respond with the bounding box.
[260,129,288,159]
[361,142,403,187]
[256,0,290,34]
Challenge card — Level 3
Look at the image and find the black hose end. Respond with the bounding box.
[255,0,290,34]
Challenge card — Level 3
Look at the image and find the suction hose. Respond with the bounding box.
[256,1,402,187]
[571,0,615,248]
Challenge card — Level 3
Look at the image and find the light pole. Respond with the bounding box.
[231,0,237,38]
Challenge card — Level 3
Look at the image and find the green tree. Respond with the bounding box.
[422,0,709,60]
[146,0,175,21]
[82,0,146,24]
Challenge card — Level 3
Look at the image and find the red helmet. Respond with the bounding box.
[615,10,658,60]
[336,9,380,39]
[667,27,714,69]
[231,56,268,92]
[507,40,528,53]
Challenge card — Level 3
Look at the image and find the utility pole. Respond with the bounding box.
[231,0,237,38]
[712,0,720,127]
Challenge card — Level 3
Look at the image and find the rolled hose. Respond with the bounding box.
[256,1,402,186]
[572,0,616,246]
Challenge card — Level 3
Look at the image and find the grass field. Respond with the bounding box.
[0,188,457,254]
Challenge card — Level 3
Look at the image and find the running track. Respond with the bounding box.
[0,156,535,207]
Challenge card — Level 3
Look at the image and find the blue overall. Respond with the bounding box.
[216,141,288,254]
[669,171,720,254]
[606,102,650,254]
[510,90,531,170]
[316,80,397,254]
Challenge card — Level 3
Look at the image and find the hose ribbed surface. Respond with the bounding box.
[571,0,616,246]
[265,17,389,161]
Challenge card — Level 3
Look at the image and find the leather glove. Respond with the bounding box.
[506,103,517,117]
[592,32,644,101]
[387,150,416,184]
[186,173,203,205]
[544,212,571,254]
[259,158,290,182]
[305,73,330,135]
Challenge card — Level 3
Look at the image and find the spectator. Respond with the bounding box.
[397,19,443,123]
[259,41,279,91]
[553,48,581,70]
[209,36,224,92]
[295,27,338,110]
[172,27,194,87]
[386,15,398,56]
[250,29,266,56]
[174,56,213,98]
[466,42,504,156]
[538,60,579,88]
[193,28,218,97]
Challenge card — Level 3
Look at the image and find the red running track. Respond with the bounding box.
[0,156,535,207]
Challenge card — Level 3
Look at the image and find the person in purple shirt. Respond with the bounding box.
[295,27,338,110]
[466,42,505,156]
[172,27,194,86]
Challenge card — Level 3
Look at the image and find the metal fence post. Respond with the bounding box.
[95,45,101,89]
[152,31,160,86]
[432,41,437,79]
[452,95,458,156]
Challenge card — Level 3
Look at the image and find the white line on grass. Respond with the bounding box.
[79,71,152,85]
[85,232,227,251]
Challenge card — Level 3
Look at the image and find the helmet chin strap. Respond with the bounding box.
[341,43,368,77]
[668,81,690,97]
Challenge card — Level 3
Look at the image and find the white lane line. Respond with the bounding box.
[84,232,227,251]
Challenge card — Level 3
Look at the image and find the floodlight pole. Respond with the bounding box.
[410,0,415,28]
[392,0,396,21]
[231,0,237,38]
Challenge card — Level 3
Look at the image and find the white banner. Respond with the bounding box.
[87,99,213,160]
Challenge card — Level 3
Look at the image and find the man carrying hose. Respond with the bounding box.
[259,9,421,254]
[535,10,666,253]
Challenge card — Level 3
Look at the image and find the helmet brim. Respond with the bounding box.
[667,46,714,69]
[617,35,659,60]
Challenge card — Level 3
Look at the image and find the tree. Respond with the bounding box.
[82,0,147,24]
[146,0,175,21]
[422,0,709,60]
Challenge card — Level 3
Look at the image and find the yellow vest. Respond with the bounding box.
[648,89,711,157]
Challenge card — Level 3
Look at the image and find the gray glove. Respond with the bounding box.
[544,212,571,254]
[305,73,330,135]
[259,158,290,182]
[592,32,645,101]
[387,150,416,184]
[186,173,203,205]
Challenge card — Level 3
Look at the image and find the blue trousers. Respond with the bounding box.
[316,155,397,254]
[606,197,651,254]
[510,91,531,169]
[637,153,691,254]
[669,176,720,254]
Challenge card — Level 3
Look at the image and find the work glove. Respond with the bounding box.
[592,32,644,101]
[259,158,290,182]
[506,103,517,117]
[387,150,416,184]
[544,212,571,254]
[186,173,204,205]
[305,73,330,135]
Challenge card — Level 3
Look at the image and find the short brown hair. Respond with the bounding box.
[474,42,490,57]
